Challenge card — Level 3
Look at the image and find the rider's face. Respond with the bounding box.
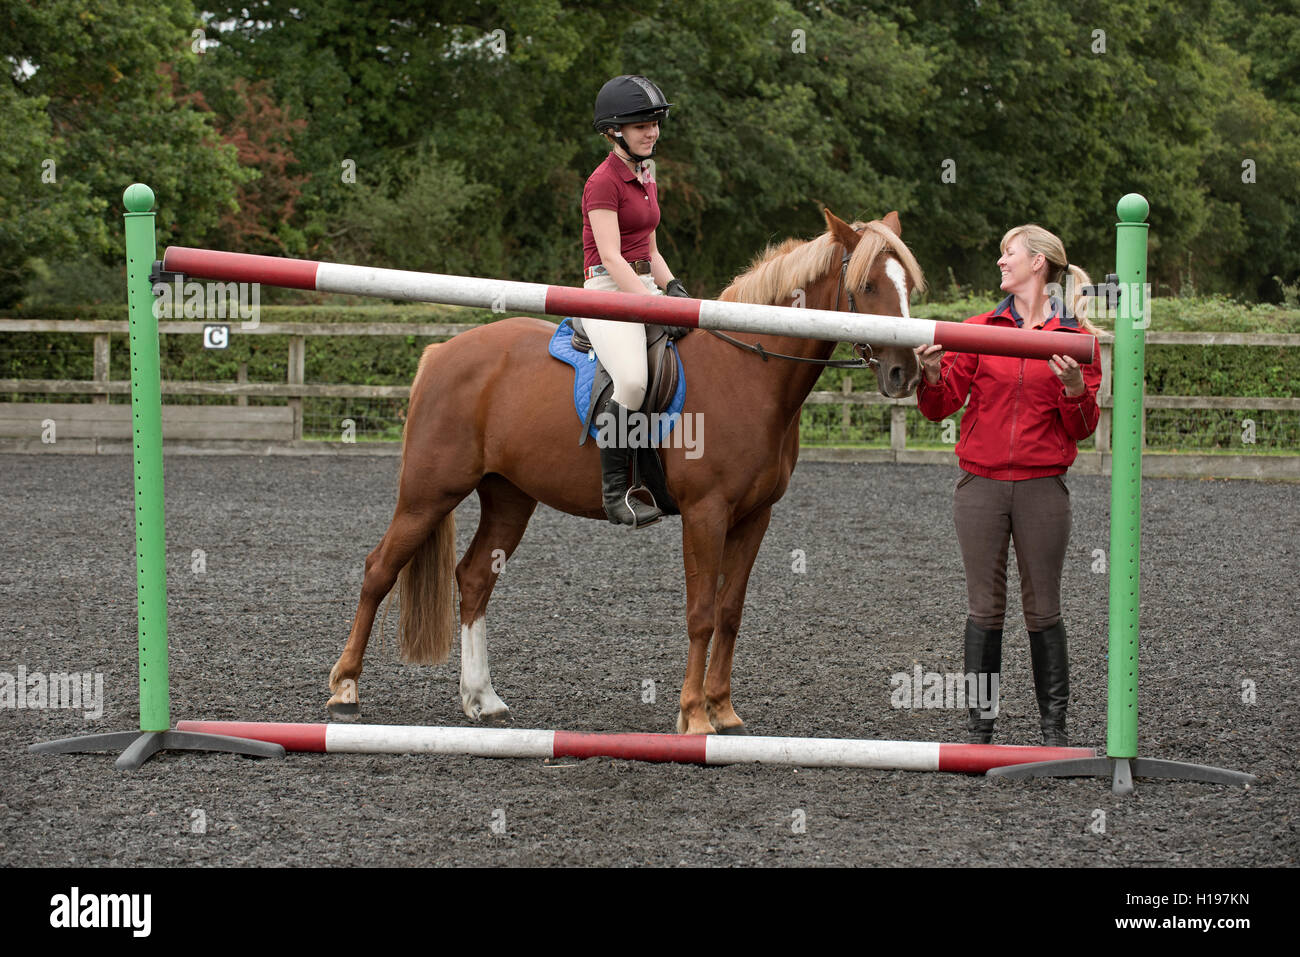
[616,121,659,156]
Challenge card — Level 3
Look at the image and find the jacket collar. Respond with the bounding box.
[992,294,1078,330]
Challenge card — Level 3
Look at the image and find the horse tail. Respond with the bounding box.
[397,509,456,664]
[396,343,457,665]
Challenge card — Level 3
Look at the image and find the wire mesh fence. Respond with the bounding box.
[2,326,1297,452]
[304,398,408,442]
[1145,408,1300,452]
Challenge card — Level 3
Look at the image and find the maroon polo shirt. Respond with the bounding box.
[581,151,660,270]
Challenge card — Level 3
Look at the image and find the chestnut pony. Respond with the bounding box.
[327,208,926,734]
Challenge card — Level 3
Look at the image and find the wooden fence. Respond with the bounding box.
[2,318,1297,479]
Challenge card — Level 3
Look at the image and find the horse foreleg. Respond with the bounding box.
[328,503,454,716]
[455,475,538,723]
[678,506,729,735]
[704,505,772,734]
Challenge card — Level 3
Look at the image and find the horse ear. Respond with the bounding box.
[823,208,860,249]
[882,211,902,237]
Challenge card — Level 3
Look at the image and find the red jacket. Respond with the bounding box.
[916,297,1102,480]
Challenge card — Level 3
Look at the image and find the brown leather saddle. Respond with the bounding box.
[568,318,683,516]
[569,319,681,431]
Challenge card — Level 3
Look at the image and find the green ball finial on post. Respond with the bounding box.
[1116,192,1149,224]
[123,183,155,213]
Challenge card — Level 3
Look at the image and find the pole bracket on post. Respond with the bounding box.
[149,259,186,289]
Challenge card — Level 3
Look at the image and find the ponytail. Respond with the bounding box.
[1062,264,1102,336]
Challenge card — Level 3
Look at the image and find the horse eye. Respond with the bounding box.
[862,282,874,294]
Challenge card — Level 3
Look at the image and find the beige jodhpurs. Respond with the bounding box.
[581,272,662,409]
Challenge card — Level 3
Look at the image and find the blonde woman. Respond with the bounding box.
[914,225,1103,746]
[582,74,689,528]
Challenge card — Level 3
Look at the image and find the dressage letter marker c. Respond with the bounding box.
[202,325,229,349]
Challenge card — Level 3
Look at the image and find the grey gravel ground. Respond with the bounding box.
[0,454,1294,867]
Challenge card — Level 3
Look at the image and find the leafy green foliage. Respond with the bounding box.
[5,0,1299,306]
[1,0,247,306]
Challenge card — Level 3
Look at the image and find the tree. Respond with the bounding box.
[0,0,247,306]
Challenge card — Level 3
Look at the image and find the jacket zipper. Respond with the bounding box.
[1007,358,1025,469]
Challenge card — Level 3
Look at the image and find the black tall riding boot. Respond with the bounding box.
[1029,620,1070,747]
[963,617,1002,744]
[597,398,661,529]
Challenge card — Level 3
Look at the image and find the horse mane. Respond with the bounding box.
[718,219,927,304]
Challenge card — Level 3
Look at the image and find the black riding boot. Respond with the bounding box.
[963,617,1002,744]
[597,398,661,529]
[1029,620,1070,747]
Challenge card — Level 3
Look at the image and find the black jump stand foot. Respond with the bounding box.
[30,729,286,771]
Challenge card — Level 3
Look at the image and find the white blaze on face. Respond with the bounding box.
[885,257,911,318]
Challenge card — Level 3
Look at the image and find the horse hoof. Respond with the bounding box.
[463,697,511,724]
[327,701,360,721]
[327,678,359,720]
[675,715,717,735]
[716,724,749,735]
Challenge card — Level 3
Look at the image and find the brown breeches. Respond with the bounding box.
[953,472,1071,631]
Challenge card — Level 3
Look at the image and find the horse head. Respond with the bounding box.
[821,208,926,398]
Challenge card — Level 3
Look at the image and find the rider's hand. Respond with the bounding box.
[663,278,693,338]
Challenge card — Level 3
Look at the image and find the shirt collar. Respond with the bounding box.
[605,151,640,183]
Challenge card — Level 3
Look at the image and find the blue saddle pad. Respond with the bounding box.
[548,319,686,442]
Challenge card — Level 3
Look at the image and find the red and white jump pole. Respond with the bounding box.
[161,247,1095,363]
[176,721,1095,774]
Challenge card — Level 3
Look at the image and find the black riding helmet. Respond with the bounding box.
[593,75,671,162]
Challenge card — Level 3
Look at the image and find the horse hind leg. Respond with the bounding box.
[328,498,460,718]
[456,474,538,723]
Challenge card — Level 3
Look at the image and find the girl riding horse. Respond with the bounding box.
[582,75,693,528]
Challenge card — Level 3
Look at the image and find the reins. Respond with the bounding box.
[707,242,880,369]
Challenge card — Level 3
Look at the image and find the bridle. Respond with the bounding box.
[707,238,881,369]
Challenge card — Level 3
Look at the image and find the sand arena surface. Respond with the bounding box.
[1,456,1292,866]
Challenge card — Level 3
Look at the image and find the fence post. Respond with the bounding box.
[288,336,305,440]
[93,334,110,404]
[840,374,852,440]
[890,404,906,452]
